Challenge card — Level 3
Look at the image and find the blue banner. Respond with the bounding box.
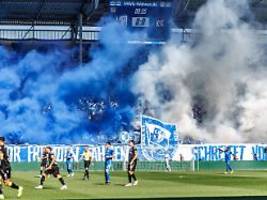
[109,0,173,41]
[141,115,178,160]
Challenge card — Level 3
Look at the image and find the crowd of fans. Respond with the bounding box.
[40,95,207,145]
[77,97,119,120]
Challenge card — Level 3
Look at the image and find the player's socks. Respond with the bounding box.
[105,172,110,184]
[83,171,87,180]
[85,171,87,179]
[59,177,65,185]
[40,175,45,185]
[0,184,4,199]
[128,174,132,183]
[86,170,89,180]
[10,183,19,190]
[0,183,3,194]
[132,174,137,181]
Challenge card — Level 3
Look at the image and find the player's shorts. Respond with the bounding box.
[84,160,91,170]
[0,168,11,181]
[128,160,137,172]
[44,166,60,177]
[40,161,47,168]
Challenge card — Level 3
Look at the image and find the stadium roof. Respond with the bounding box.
[0,0,267,42]
[0,0,109,26]
[1,0,267,27]
[175,0,267,27]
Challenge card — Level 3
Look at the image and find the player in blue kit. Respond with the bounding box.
[65,148,74,177]
[219,146,234,174]
[104,142,114,185]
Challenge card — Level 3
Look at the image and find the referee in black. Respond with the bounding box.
[125,140,138,187]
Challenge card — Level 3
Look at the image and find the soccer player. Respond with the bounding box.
[0,137,23,199]
[35,146,67,190]
[65,147,74,177]
[104,142,114,185]
[219,146,234,174]
[125,140,138,187]
[39,147,48,177]
[164,153,171,172]
[81,147,92,180]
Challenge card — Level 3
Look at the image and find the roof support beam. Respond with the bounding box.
[35,0,46,21]
[79,13,83,66]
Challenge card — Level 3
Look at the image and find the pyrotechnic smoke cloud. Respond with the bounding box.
[132,0,267,143]
[0,22,143,144]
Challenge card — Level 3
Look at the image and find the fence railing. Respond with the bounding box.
[11,161,194,172]
[0,29,100,41]
[10,160,267,172]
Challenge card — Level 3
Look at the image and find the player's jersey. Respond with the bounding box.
[128,146,138,162]
[224,150,232,162]
[105,147,114,164]
[164,154,170,162]
[82,151,92,161]
[47,152,58,167]
[0,145,10,170]
[0,146,9,161]
[66,151,73,161]
[41,152,48,167]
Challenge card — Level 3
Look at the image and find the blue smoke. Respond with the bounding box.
[0,21,148,144]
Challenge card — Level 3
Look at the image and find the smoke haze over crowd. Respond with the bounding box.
[133,0,267,143]
[0,22,144,144]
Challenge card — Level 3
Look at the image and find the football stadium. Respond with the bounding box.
[1,0,267,199]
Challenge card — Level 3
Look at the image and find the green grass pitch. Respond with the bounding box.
[3,170,267,199]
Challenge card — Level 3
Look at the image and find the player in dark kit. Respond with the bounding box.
[39,147,48,177]
[0,137,23,199]
[35,146,67,190]
[125,140,138,187]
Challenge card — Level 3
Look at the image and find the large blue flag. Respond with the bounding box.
[141,115,178,160]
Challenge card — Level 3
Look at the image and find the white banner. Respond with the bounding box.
[6,144,129,163]
[4,143,267,162]
[174,144,267,161]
